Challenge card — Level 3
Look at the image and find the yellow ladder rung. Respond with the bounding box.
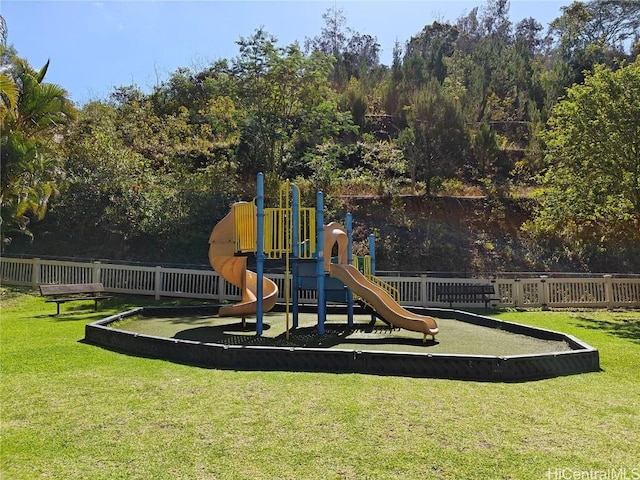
[231,187,318,259]
[234,202,257,252]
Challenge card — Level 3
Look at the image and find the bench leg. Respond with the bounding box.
[56,302,60,316]
[94,299,98,311]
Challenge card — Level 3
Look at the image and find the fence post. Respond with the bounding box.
[603,274,614,309]
[92,261,102,284]
[217,275,225,302]
[490,277,498,308]
[421,275,428,307]
[154,266,162,300]
[513,278,521,307]
[539,275,549,310]
[31,258,41,288]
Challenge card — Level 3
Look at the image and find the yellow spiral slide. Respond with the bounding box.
[208,207,278,317]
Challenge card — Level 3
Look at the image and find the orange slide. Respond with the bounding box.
[329,264,439,340]
[208,206,278,317]
[324,224,438,341]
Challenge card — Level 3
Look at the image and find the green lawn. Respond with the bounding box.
[1,287,639,480]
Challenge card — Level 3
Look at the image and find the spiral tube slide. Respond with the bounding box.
[208,207,278,317]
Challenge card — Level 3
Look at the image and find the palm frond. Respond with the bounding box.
[35,59,50,84]
[0,72,17,111]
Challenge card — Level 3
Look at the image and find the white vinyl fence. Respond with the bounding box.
[2,257,639,309]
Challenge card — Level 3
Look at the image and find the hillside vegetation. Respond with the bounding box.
[1,1,639,272]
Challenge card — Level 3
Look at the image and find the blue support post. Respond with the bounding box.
[256,173,265,336]
[316,191,325,336]
[346,213,354,328]
[369,233,376,275]
[292,186,300,329]
[369,233,376,325]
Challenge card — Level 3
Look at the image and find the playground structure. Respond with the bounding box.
[208,173,439,342]
[84,173,601,380]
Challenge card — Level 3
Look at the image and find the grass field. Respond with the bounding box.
[1,286,639,480]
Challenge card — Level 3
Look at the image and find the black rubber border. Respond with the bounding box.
[84,305,600,382]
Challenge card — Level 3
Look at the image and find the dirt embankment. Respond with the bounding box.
[337,195,539,274]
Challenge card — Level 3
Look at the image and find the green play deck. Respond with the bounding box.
[113,311,571,357]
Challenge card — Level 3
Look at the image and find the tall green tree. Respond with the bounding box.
[401,80,469,195]
[0,50,76,247]
[472,123,500,177]
[524,59,640,268]
[305,7,381,90]
[0,46,18,123]
[448,0,520,124]
[546,0,640,90]
[0,17,17,114]
[232,28,354,180]
[404,21,459,86]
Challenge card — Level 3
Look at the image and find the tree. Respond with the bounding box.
[514,17,544,56]
[401,81,469,195]
[61,102,146,231]
[546,0,640,88]
[550,0,640,54]
[305,7,381,88]
[381,41,404,116]
[343,32,381,84]
[481,0,511,37]
[305,6,348,59]
[524,59,640,268]
[0,16,16,112]
[0,46,18,122]
[232,28,354,180]
[472,123,500,177]
[342,77,367,128]
[1,50,76,247]
[448,0,521,124]
[404,22,459,85]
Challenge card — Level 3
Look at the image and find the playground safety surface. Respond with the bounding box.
[85,305,600,381]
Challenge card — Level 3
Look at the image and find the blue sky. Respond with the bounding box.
[2,0,572,105]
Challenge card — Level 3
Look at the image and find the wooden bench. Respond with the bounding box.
[436,283,496,310]
[39,283,112,315]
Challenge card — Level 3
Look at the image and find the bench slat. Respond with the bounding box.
[435,284,495,309]
[40,283,105,296]
[45,295,112,304]
[436,284,494,295]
